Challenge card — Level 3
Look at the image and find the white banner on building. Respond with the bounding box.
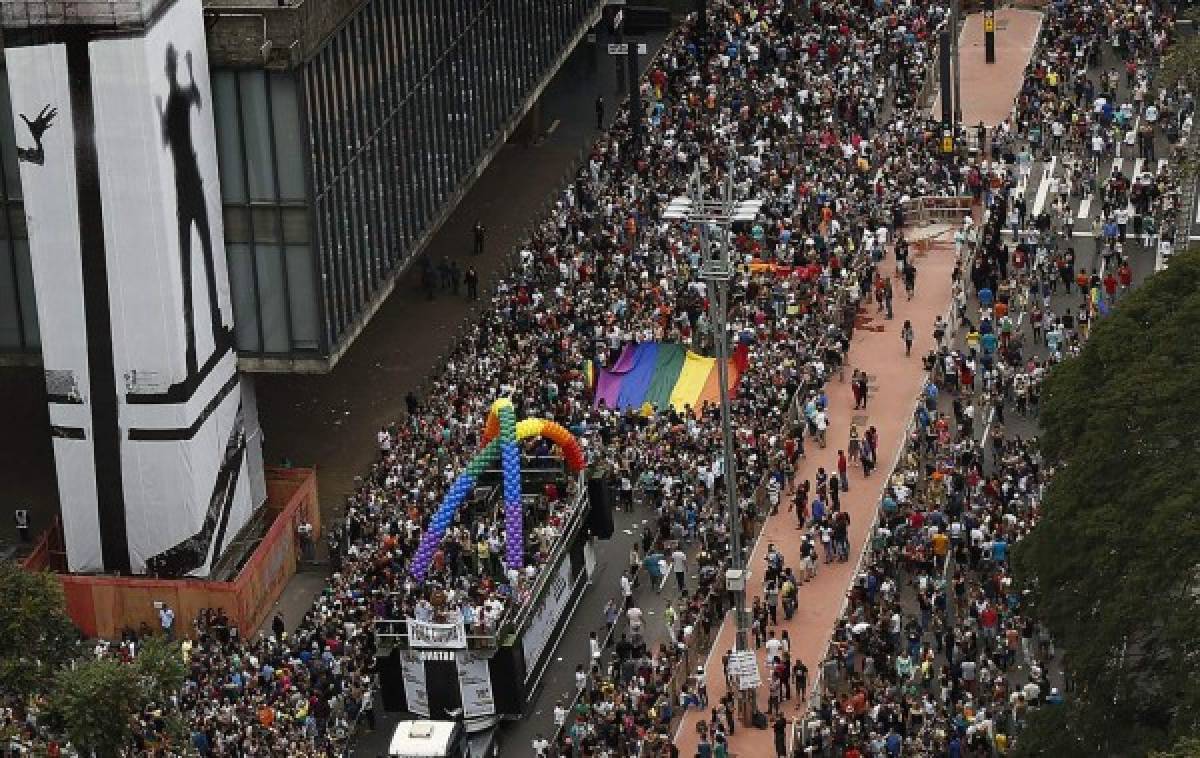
[457,652,495,717]
[4,0,262,575]
[5,42,104,571]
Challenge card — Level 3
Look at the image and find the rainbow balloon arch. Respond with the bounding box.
[408,398,586,583]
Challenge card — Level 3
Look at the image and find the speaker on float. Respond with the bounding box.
[586,475,615,539]
[377,647,406,712]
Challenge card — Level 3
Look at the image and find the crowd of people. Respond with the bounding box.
[4,0,1188,753]
[785,84,1155,752]
[979,0,1189,272]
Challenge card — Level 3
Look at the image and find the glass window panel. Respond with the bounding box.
[281,207,310,245]
[252,207,280,243]
[0,239,20,348]
[222,206,250,242]
[314,197,339,339]
[355,151,374,289]
[368,146,388,276]
[212,71,246,203]
[309,63,333,189]
[7,206,24,239]
[238,71,277,201]
[268,73,307,201]
[284,245,320,350]
[328,183,352,328]
[13,239,37,347]
[254,243,289,353]
[356,156,374,298]
[227,243,261,352]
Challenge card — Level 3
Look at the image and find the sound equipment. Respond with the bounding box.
[377,648,406,712]
[586,475,615,539]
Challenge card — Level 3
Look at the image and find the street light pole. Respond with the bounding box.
[951,0,962,129]
[699,186,746,656]
[667,163,761,722]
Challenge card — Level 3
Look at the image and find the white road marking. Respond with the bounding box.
[1077,194,1092,219]
[1032,174,1052,218]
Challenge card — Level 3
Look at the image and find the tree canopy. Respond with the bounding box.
[44,636,188,757]
[1012,247,1200,755]
[0,561,81,699]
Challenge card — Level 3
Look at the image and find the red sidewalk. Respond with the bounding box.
[672,234,957,757]
[938,8,1043,127]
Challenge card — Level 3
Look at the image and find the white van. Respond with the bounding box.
[388,720,468,758]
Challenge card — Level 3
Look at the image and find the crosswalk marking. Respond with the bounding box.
[1131,158,1144,179]
[1032,173,1052,218]
[1000,228,1096,238]
[1194,185,1200,224]
[1077,195,1092,219]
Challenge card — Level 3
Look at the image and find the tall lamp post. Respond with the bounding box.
[664,164,761,722]
[951,0,962,129]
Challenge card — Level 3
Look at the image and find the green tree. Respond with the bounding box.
[47,658,142,758]
[1160,15,1200,180]
[133,635,186,705]
[43,637,188,757]
[1151,736,1200,758]
[1012,248,1200,756]
[1161,13,1200,94]
[0,562,80,698]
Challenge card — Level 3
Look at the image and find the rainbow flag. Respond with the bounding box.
[593,342,749,415]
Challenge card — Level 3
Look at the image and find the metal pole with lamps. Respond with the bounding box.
[664,164,761,723]
[951,0,962,129]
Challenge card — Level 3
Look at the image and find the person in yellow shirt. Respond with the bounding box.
[932,531,950,570]
[995,732,1009,754]
[966,328,981,353]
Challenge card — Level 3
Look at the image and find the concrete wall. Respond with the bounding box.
[204,0,365,68]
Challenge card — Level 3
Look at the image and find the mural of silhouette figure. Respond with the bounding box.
[156,45,230,378]
[16,104,56,165]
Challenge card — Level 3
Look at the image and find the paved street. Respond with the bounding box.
[348,26,673,758]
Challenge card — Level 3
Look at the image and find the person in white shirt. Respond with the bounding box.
[671,548,687,593]
[765,635,783,664]
[532,734,550,757]
[159,605,176,641]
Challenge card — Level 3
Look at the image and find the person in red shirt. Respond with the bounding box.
[1103,272,1118,302]
[1117,261,1133,292]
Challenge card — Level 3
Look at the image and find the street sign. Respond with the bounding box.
[942,135,954,154]
[607,43,648,56]
[983,17,995,32]
[729,651,761,690]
